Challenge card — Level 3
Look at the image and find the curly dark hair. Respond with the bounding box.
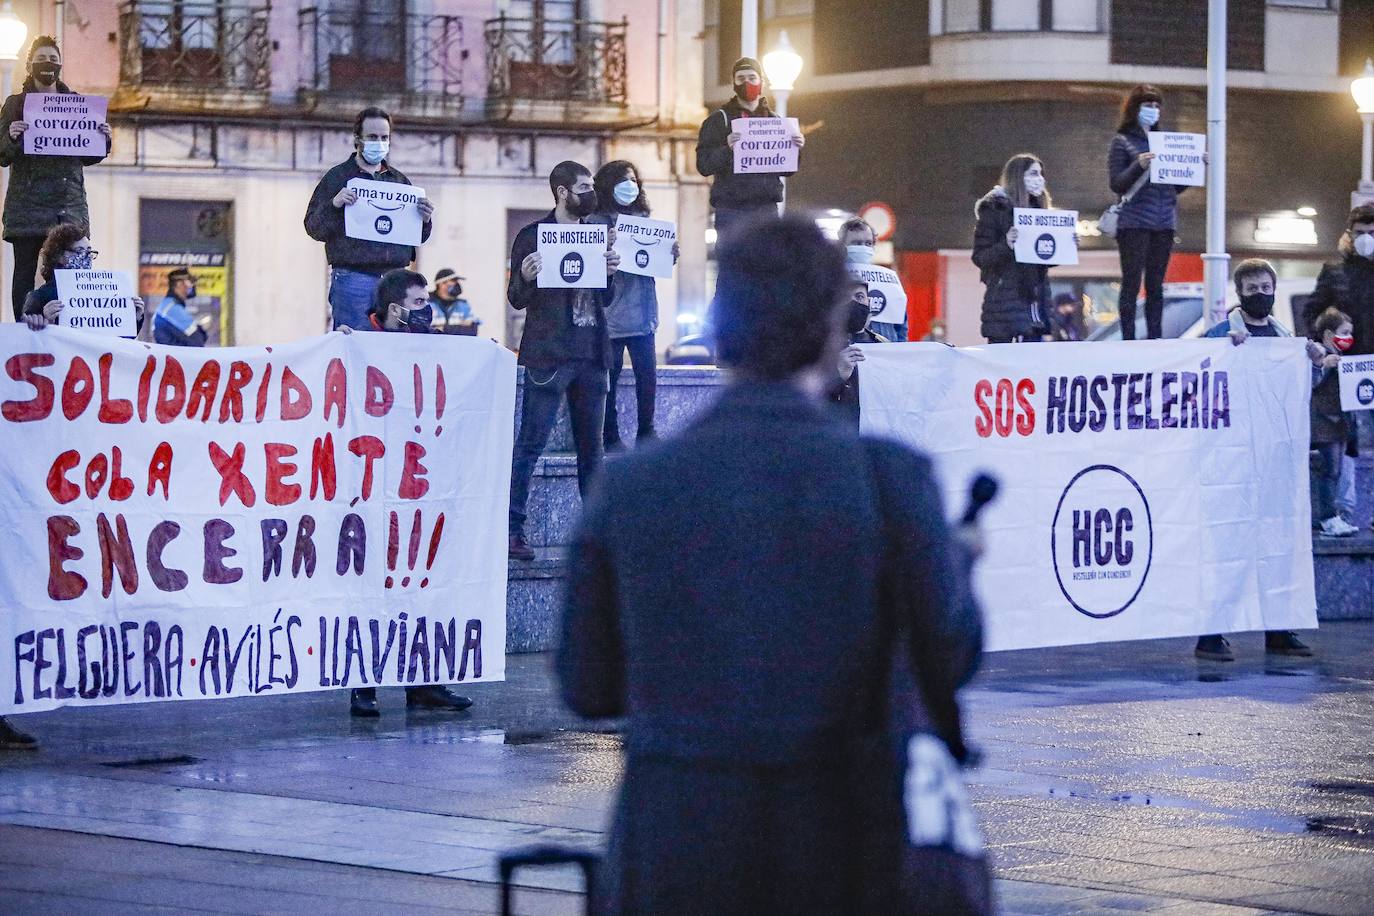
[593,160,649,216]
[710,215,850,381]
[1117,84,1164,133]
[38,223,89,281]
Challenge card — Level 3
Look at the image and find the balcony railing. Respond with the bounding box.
[118,1,272,92]
[484,16,627,106]
[299,8,465,100]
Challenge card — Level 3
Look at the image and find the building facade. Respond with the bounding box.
[705,0,1374,344]
[4,0,709,348]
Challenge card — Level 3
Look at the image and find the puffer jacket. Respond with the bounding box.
[971,187,1050,341]
[1304,253,1374,356]
[1108,127,1179,232]
[0,79,109,240]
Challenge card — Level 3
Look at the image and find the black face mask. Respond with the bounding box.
[1239,292,1275,320]
[30,62,60,84]
[847,299,870,336]
[564,189,598,217]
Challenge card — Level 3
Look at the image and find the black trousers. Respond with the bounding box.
[1116,228,1175,341]
[10,236,44,321]
[605,333,657,446]
[509,359,608,537]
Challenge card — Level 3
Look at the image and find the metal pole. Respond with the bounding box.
[774,88,788,214]
[1361,113,1373,190]
[1202,0,1229,329]
[1,59,10,322]
[741,0,757,59]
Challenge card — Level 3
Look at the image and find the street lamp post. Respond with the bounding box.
[0,2,27,322]
[1353,58,1374,205]
[1202,0,1229,329]
[763,31,802,214]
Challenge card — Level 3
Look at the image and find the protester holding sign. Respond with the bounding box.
[591,161,678,450]
[303,107,434,331]
[695,57,804,238]
[842,217,909,343]
[972,154,1055,343]
[22,224,143,333]
[506,161,620,561]
[831,281,890,427]
[0,36,111,321]
[1309,308,1358,539]
[1108,85,1202,341]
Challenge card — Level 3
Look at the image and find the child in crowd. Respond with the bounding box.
[1309,307,1358,538]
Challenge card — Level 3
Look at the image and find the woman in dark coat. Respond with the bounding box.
[972,153,1054,343]
[0,35,111,320]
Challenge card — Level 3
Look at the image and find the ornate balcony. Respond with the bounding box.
[298,7,465,118]
[116,1,272,108]
[484,16,628,121]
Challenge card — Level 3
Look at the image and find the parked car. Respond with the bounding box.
[1088,280,1312,341]
[665,333,714,366]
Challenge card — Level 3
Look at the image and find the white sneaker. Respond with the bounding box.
[1319,517,1358,538]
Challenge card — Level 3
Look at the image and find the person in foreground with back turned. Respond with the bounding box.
[557,215,988,914]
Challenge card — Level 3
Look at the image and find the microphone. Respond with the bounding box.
[960,473,999,526]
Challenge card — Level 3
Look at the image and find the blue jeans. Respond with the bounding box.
[329,268,382,330]
[509,359,608,537]
[1312,443,1344,524]
[713,204,778,243]
[870,321,907,343]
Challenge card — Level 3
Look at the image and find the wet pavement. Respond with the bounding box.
[1,622,1372,914]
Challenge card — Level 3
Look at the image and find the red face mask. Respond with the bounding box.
[735,81,761,103]
[1333,335,1355,353]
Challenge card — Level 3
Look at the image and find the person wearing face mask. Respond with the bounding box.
[428,268,478,335]
[695,57,805,239]
[22,222,145,332]
[590,160,680,451]
[1308,308,1359,539]
[304,107,435,331]
[1108,85,1203,341]
[831,281,889,426]
[840,216,908,343]
[973,154,1055,344]
[0,35,113,322]
[153,267,209,347]
[1305,205,1374,357]
[506,161,621,561]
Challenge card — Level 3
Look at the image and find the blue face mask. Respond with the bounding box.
[360,139,389,165]
[1137,106,1160,129]
[613,179,639,207]
[846,244,875,265]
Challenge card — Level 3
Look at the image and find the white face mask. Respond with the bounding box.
[613,180,639,207]
[360,139,389,165]
[1355,233,1374,259]
[1024,174,1046,197]
[1138,106,1160,128]
[846,244,875,264]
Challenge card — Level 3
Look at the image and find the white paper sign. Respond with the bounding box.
[1149,132,1206,187]
[849,264,908,326]
[1338,355,1374,411]
[0,329,516,713]
[344,178,425,246]
[54,269,136,337]
[732,117,800,174]
[536,223,608,289]
[1014,208,1079,266]
[858,340,1317,652]
[22,93,108,157]
[613,215,677,279]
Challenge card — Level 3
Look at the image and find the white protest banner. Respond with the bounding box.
[54,269,137,337]
[0,328,515,713]
[22,93,108,157]
[613,215,676,279]
[732,117,800,174]
[344,178,426,246]
[1149,132,1206,187]
[849,264,908,326]
[536,223,608,289]
[1014,208,1079,266]
[859,340,1316,651]
[1338,355,1374,411]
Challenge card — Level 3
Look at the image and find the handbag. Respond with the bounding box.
[1099,168,1150,239]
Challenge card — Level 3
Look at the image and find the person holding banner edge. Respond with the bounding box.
[304,107,434,332]
[0,35,112,321]
[696,57,804,238]
[507,161,621,562]
[973,154,1055,344]
[590,160,678,451]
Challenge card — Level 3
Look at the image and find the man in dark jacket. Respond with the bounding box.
[304,106,434,331]
[695,57,803,239]
[1304,205,1374,355]
[506,161,620,561]
[558,216,983,913]
[832,281,889,426]
[0,35,111,320]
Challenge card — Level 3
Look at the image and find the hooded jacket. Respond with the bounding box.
[971,187,1050,341]
[696,96,788,209]
[0,79,110,240]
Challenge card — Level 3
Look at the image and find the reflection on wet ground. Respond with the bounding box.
[2,623,1372,914]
